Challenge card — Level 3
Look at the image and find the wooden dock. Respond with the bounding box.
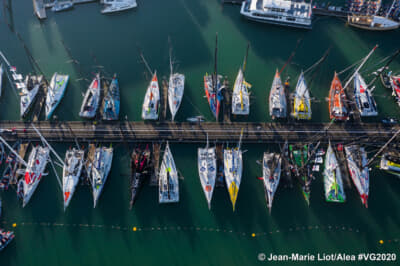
[312,7,349,18]
[162,78,168,121]
[83,143,96,183]
[10,142,30,185]
[43,0,97,8]
[335,144,352,189]
[222,77,231,124]
[215,143,225,188]
[149,142,160,186]
[98,78,109,121]
[31,76,47,122]
[33,0,46,20]
[0,121,399,145]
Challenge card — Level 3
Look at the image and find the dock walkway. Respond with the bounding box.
[0,121,399,144]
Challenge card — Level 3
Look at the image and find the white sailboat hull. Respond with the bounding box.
[62,148,84,210]
[159,143,179,203]
[22,146,50,207]
[91,147,113,208]
[168,73,184,121]
[46,73,69,120]
[198,147,216,209]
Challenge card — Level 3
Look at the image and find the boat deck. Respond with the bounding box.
[149,142,160,186]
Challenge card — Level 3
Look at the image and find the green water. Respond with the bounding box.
[0,0,399,265]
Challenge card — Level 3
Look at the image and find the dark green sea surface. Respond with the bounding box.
[0,0,399,265]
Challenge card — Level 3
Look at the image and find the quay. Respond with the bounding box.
[43,0,98,8]
[0,121,399,144]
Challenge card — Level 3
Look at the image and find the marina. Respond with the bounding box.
[1,0,400,264]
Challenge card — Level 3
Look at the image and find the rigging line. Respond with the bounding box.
[303,46,332,75]
[337,58,364,76]
[60,39,88,89]
[279,36,304,75]
[182,91,207,119]
[360,54,392,74]
[48,155,63,191]
[366,127,400,167]
[0,57,20,100]
[138,48,153,77]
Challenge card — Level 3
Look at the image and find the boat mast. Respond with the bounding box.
[139,51,153,77]
[342,44,378,91]
[31,124,65,167]
[386,0,396,18]
[242,42,250,72]
[237,128,244,150]
[366,127,400,166]
[168,36,173,76]
[368,48,400,87]
[213,32,218,92]
[0,136,28,168]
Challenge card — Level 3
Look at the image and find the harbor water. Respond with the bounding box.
[0,0,399,265]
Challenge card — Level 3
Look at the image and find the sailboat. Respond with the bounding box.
[79,73,101,119]
[288,143,313,205]
[167,41,185,121]
[0,229,14,251]
[21,145,50,207]
[142,72,160,120]
[0,52,41,118]
[101,0,137,14]
[380,150,400,178]
[354,71,378,116]
[262,152,282,213]
[344,145,369,207]
[269,69,287,119]
[159,142,179,203]
[292,71,311,120]
[197,136,216,209]
[130,145,151,208]
[0,141,21,191]
[348,0,400,30]
[102,74,120,121]
[323,142,346,203]
[51,0,74,12]
[62,148,84,211]
[90,146,113,208]
[232,44,251,115]
[388,73,400,106]
[204,34,223,120]
[0,64,3,97]
[224,130,243,211]
[46,72,69,120]
[329,72,349,121]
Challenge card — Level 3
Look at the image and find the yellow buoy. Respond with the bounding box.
[133,227,137,232]
[251,233,256,237]
[379,240,384,244]
[12,223,17,228]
